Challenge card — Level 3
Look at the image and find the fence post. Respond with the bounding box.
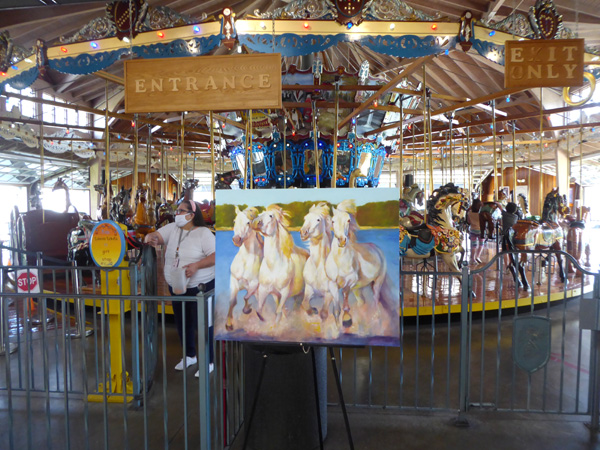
[589,274,600,434]
[0,260,17,355]
[68,261,93,338]
[455,262,470,427]
[197,292,211,450]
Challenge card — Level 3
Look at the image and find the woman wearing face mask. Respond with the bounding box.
[144,199,215,376]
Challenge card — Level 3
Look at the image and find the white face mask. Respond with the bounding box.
[175,214,192,228]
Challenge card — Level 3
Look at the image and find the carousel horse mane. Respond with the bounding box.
[517,193,530,217]
[110,186,132,223]
[426,183,463,225]
[541,188,565,224]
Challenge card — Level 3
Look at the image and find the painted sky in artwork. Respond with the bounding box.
[214,188,400,347]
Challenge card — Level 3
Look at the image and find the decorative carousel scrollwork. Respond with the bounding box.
[60,17,116,44]
[363,0,441,21]
[563,72,597,107]
[254,0,336,20]
[132,36,220,59]
[482,12,534,38]
[363,35,457,58]
[144,5,196,30]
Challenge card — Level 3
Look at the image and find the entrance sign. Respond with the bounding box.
[124,53,282,113]
[505,39,584,88]
[89,220,126,268]
[16,269,40,294]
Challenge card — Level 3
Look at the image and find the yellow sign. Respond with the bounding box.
[90,220,126,268]
[505,39,584,88]
[124,53,282,113]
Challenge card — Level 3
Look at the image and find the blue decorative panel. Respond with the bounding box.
[472,38,505,66]
[1,66,39,91]
[361,35,458,58]
[133,36,220,59]
[49,49,126,75]
[239,33,346,57]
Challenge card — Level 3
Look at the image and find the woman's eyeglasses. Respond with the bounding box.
[175,209,192,215]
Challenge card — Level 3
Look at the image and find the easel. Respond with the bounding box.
[242,345,354,450]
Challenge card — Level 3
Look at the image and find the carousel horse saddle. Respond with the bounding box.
[569,220,585,229]
[399,225,434,257]
[404,222,429,233]
[541,222,560,231]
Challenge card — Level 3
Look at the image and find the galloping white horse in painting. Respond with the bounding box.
[300,202,336,320]
[226,206,263,331]
[254,204,309,322]
[326,199,393,328]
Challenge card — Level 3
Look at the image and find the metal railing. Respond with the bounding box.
[0,259,243,450]
[1,247,599,448]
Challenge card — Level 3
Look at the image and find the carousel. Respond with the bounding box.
[0,0,598,321]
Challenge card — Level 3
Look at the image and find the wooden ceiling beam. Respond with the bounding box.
[337,54,435,130]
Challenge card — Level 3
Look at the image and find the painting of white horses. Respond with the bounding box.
[215,188,400,346]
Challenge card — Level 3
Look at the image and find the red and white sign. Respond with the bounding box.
[16,269,40,294]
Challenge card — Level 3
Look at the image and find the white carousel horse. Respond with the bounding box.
[226,206,263,331]
[253,204,309,322]
[399,183,425,227]
[399,183,467,274]
[326,199,394,328]
[299,202,336,321]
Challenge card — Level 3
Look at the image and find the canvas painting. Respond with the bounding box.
[215,188,400,346]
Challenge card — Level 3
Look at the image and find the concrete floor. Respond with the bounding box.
[1,288,599,449]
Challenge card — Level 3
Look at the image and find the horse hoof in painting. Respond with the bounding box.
[256,310,265,322]
[342,312,352,328]
[305,306,318,316]
[225,319,234,331]
[243,304,253,315]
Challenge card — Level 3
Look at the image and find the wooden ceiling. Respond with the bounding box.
[0,0,599,186]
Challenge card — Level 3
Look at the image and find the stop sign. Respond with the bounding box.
[16,270,40,294]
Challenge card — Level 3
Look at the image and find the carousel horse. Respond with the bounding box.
[94,184,108,220]
[110,186,132,224]
[155,202,175,228]
[516,193,534,220]
[327,199,395,328]
[399,183,425,228]
[225,206,263,331]
[53,177,78,214]
[29,180,43,210]
[509,188,567,291]
[216,170,241,189]
[253,204,308,323]
[131,186,156,239]
[399,183,468,274]
[200,200,215,226]
[479,190,508,239]
[561,205,589,273]
[299,202,336,321]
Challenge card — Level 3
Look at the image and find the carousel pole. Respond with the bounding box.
[39,120,45,223]
[512,121,517,201]
[527,145,532,210]
[492,100,498,202]
[331,83,339,188]
[147,123,151,193]
[449,114,454,183]
[579,108,584,218]
[422,65,428,200]
[500,136,505,195]
[411,122,416,179]
[166,144,170,200]
[399,99,404,195]
[312,100,320,189]
[104,80,111,214]
[461,137,465,189]
[133,114,139,194]
[249,109,254,190]
[539,89,544,217]
[283,117,287,189]
[210,111,216,203]
[180,113,185,195]
[427,96,434,194]
[244,115,249,189]
[161,143,165,201]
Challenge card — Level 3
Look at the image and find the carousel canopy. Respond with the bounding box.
[0,0,599,189]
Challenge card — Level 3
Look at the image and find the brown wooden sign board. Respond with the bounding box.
[504,39,584,89]
[124,53,282,113]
